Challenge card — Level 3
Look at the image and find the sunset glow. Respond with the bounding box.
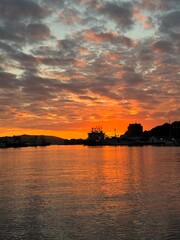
[0,0,179,139]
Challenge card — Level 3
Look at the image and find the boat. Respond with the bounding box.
[85,127,121,146]
[85,127,106,146]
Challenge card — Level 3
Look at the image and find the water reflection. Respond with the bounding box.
[0,146,180,240]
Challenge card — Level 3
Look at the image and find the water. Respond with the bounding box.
[0,145,180,240]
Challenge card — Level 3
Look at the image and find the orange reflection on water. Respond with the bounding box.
[85,147,149,211]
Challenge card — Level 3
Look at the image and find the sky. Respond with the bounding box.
[0,0,179,139]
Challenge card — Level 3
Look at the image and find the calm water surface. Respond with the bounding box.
[0,145,180,240]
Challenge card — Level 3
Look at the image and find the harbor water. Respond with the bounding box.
[0,145,180,240]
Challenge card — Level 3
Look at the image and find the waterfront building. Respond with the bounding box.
[127,123,143,138]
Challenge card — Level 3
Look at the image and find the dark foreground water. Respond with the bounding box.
[0,145,180,240]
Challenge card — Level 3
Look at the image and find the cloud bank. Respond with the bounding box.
[0,0,179,137]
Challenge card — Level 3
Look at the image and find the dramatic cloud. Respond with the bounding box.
[98,1,134,30]
[0,0,51,21]
[159,11,180,34]
[0,0,179,138]
[151,40,174,54]
[26,23,51,42]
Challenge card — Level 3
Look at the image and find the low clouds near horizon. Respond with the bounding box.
[0,0,179,137]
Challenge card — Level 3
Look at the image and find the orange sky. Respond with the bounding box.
[0,118,169,139]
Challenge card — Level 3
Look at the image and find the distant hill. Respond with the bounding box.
[0,134,65,146]
[143,121,180,138]
[20,135,65,145]
[0,134,85,146]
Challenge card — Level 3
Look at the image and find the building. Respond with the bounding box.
[127,123,143,138]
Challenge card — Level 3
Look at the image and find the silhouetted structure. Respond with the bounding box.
[127,123,143,138]
[0,121,179,148]
[85,127,105,145]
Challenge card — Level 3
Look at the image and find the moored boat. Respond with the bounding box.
[84,127,106,146]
